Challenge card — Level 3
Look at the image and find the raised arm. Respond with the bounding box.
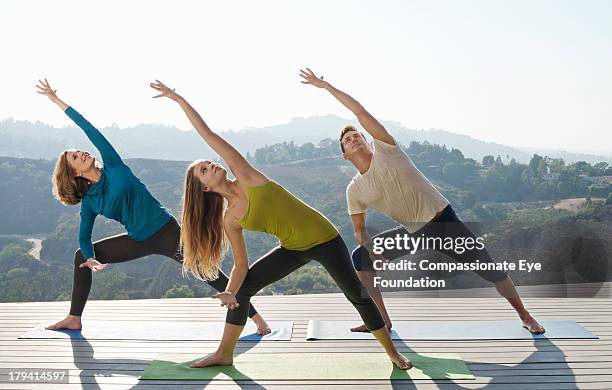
[36,79,69,111]
[36,79,123,166]
[150,80,266,185]
[299,68,395,145]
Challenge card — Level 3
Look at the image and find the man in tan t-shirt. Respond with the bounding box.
[300,68,545,334]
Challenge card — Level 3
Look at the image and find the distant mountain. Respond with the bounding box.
[515,147,612,166]
[1,115,610,164]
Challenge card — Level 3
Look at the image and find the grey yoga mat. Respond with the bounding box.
[20,320,293,341]
[306,320,597,340]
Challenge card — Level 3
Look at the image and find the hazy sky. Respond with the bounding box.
[2,0,610,155]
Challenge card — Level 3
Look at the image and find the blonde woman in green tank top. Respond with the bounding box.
[151,80,412,370]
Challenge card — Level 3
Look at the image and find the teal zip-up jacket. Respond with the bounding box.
[65,107,172,260]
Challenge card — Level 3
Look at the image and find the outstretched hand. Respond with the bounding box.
[212,291,239,309]
[79,258,109,273]
[150,80,180,101]
[36,79,59,100]
[299,68,328,88]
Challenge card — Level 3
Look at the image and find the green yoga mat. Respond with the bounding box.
[140,352,474,380]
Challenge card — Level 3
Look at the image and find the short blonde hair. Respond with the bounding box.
[51,150,91,205]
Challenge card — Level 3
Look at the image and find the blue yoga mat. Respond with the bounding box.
[20,320,293,341]
[306,320,597,340]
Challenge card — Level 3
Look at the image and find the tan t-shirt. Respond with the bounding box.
[346,137,449,233]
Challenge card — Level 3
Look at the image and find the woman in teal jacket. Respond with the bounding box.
[36,79,269,334]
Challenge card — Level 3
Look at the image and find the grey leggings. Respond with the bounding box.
[70,218,258,317]
[226,234,386,331]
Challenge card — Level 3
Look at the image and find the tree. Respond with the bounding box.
[482,155,495,167]
[588,184,612,198]
[298,143,316,159]
[593,162,608,175]
[163,285,195,298]
[442,162,460,181]
[528,154,543,173]
[557,181,573,197]
[459,191,476,209]
[573,161,591,175]
[494,155,504,170]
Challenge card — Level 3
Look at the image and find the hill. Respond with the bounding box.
[2,115,610,164]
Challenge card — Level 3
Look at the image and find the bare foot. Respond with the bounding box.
[45,315,82,331]
[190,352,233,368]
[350,323,392,333]
[251,314,271,335]
[522,315,545,334]
[391,352,412,370]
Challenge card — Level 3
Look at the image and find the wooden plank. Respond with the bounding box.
[5,343,612,354]
[1,292,612,388]
[3,383,612,390]
[2,374,612,385]
[3,354,612,368]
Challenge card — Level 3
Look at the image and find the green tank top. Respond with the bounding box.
[237,181,339,251]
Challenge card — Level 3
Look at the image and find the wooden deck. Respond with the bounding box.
[1,283,611,389]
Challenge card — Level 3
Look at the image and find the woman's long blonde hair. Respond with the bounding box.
[180,160,227,281]
[51,149,99,205]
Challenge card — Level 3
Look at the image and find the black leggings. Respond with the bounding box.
[70,218,258,317]
[352,205,508,283]
[226,234,386,331]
